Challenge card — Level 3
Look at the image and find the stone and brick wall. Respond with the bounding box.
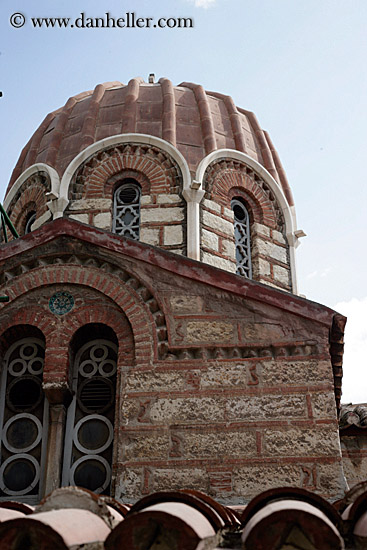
[65,143,186,255]
[0,220,346,503]
[202,159,292,291]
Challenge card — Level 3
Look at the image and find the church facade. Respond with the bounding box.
[0,77,348,505]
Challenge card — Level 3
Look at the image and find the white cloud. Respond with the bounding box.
[334,297,367,404]
[186,0,217,8]
[306,267,331,280]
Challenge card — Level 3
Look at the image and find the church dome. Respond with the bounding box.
[3,77,300,294]
[7,77,293,205]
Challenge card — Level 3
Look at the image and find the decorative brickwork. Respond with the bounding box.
[65,143,186,254]
[5,174,50,238]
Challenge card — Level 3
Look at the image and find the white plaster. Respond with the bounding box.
[182,188,205,261]
[195,149,301,294]
[3,163,60,211]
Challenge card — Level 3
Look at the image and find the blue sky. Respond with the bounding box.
[1,0,366,401]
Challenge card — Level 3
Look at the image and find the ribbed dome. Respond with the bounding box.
[7,77,293,206]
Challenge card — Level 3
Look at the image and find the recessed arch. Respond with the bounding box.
[57,134,191,215]
[196,149,301,294]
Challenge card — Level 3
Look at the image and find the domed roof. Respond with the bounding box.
[7,77,293,205]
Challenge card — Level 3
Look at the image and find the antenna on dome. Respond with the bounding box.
[148,73,155,83]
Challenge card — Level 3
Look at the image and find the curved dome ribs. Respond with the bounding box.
[4,77,301,294]
[7,78,292,200]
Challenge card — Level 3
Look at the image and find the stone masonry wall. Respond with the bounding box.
[0,225,345,504]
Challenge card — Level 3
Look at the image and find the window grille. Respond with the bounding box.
[112,181,141,240]
[231,198,252,279]
[0,338,48,503]
[62,338,117,495]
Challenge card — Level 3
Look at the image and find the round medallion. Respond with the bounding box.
[49,292,74,315]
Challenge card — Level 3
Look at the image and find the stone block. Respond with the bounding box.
[261,360,334,387]
[182,430,257,458]
[226,395,307,421]
[252,222,270,237]
[233,464,301,500]
[263,427,341,456]
[201,363,250,388]
[141,207,184,223]
[253,238,288,264]
[170,295,203,313]
[68,199,111,211]
[186,321,235,344]
[312,392,338,420]
[93,212,111,229]
[202,228,219,251]
[317,462,348,499]
[223,206,234,220]
[272,229,287,244]
[68,213,89,224]
[273,264,290,286]
[115,468,143,501]
[157,193,181,204]
[140,227,160,246]
[202,251,236,272]
[222,238,235,258]
[202,210,233,236]
[163,225,183,245]
[203,198,221,214]
[153,468,209,492]
[141,195,152,205]
[150,397,225,424]
[123,432,170,460]
[125,370,186,393]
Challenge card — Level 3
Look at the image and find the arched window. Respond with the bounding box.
[0,333,47,503]
[62,325,118,495]
[231,198,252,279]
[112,179,141,240]
[24,211,36,234]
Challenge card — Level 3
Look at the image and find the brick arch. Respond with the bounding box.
[106,168,151,196]
[204,161,284,230]
[69,143,183,202]
[7,175,50,236]
[1,265,157,367]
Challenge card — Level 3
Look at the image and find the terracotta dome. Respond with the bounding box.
[7,77,293,206]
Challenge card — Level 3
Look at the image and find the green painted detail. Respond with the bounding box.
[49,292,75,315]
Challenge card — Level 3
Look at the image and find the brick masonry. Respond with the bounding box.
[0,220,347,503]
